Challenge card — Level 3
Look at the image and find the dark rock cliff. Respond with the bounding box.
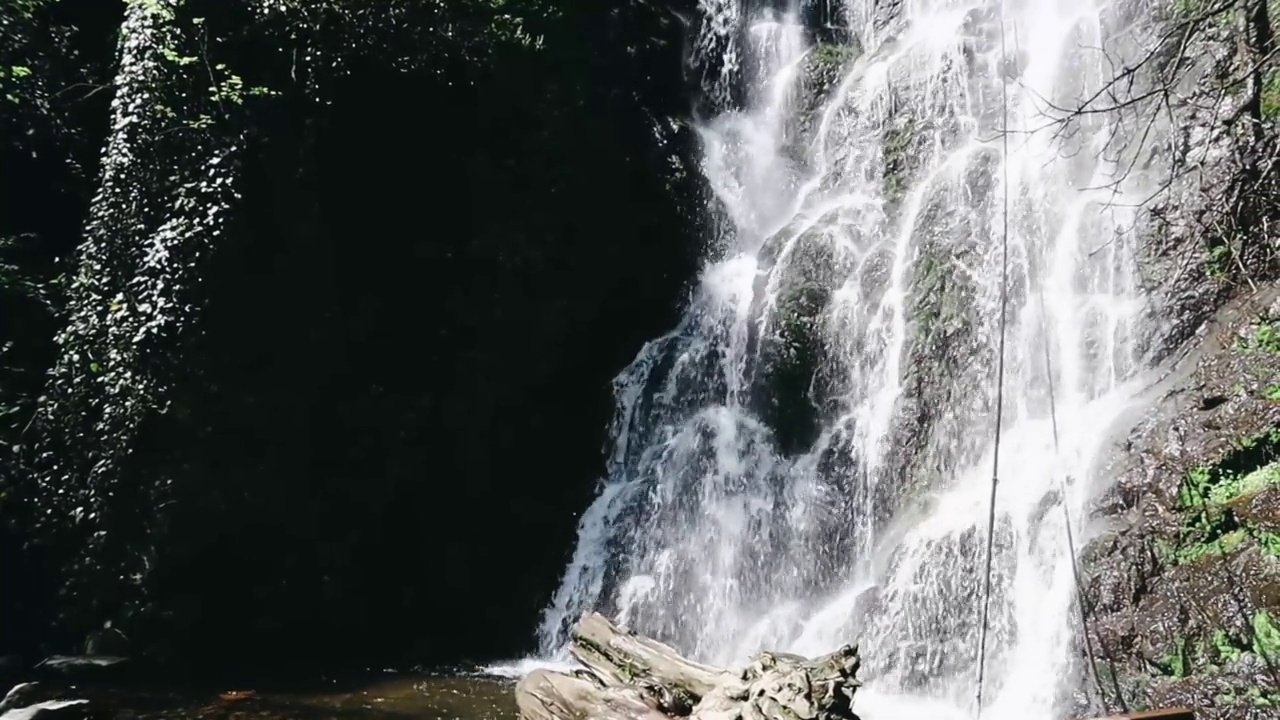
[0,0,705,676]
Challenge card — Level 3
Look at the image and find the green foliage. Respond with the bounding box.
[1210,461,1280,503]
[1252,610,1280,662]
[1160,635,1190,677]
[249,0,559,97]
[1241,319,1280,353]
[1204,242,1232,279]
[0,233,61,459]
[29,0,250,637]
[1213,629,1244,662]
[1166,429,1280,568]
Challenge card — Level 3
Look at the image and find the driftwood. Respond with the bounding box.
[516,613,862,720]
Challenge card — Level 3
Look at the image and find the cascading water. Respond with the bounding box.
[534,0,1170,717]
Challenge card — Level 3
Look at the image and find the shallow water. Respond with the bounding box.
[290,675,518,719]
[10,674,518,720]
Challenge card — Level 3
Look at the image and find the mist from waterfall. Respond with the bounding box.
[534,1,1170,717]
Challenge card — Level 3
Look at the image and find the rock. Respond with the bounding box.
[83,626,129,657]
[516,612,862,720]
[0,684,39,714]
[1082,287,1280,714]
[0,700,89,720]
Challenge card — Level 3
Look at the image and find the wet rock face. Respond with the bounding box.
[1082,289,1280,717]
[786,41,857,161]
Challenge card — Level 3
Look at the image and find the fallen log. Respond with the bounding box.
[1081,710,1195,720]
[516,612,862,720]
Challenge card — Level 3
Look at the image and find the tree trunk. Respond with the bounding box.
[515,612,862,720]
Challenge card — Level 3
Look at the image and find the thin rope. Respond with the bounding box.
[974,1,1011,714]
[1036,286,1114,715]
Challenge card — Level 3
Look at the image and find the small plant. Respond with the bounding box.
[1245,321,1280,354]
[1252,610,1280,662]
[1161,635,1189,677]
[1179,465,1214,508]
[1176,529,1246,564]
[1214,629,1244,663]
[1249,688,1278,708]
[1265,384,1280,402]
[1205,243,1232,279]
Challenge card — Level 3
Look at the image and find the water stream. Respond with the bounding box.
[528,1,1170,718]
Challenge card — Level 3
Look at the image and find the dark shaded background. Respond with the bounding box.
[0,0,704,677]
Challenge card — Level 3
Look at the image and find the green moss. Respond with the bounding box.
[1213,629,1243,663]
[1263,67,1280,120]
[762,280,828,455]
[1159,635,1190,677]
[1205,243,1232,280]
[1173,0,1200,16]
[1176,528,1247,564]
[1250,687,1280,708]
[810,42,855,69]
[1260,531,1280,557]
[882,117,922,204]
[1172,0,1236,27]
[1209,461,1280,504]
[1166,429,1280,566]
[1252,610,1280,662]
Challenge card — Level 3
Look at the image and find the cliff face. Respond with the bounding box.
[1077,3,1280,716]
[0,0,704,674]
[1083,291,1280,717]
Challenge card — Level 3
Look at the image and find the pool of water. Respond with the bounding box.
[5,674,519,720]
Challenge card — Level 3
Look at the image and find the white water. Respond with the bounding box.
[525,1,1169,718]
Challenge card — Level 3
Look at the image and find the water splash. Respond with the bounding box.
[534,1,1169,717]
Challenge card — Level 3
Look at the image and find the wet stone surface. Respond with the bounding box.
[1081,288,1280,719]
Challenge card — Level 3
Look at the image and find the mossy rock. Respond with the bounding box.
[792,41,859,145]
[801,42,857,97]
[755,280,829,456]
[749,228,844,456]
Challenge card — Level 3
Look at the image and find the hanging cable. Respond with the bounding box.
[1036,285,1116,715]
[974,0,1012,714]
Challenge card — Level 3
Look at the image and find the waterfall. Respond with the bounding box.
[536,0,1170,716]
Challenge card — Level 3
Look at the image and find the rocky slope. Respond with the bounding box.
[1083,288,1280,718]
